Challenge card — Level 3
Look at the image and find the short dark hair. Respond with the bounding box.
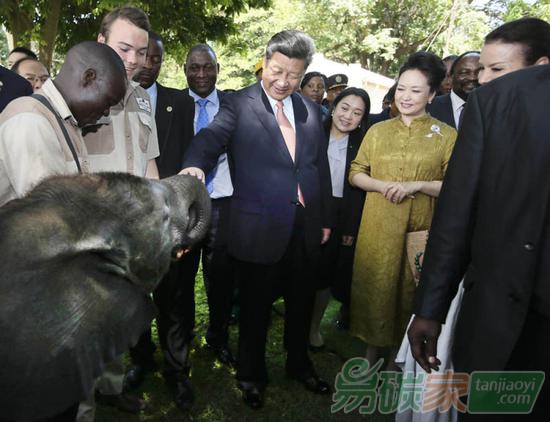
[148,31,164,44]
[449,51,480,76]
[99,6,150,39]
[442,55,458,63]
[185,44,217,64]
[11,57,46,74]
[300,71,326,89]
[265,30,315,68]
[485,17,550,66]
[325,87,371,134]
[8,46,37,60]
[384,83,397,102]
[398,51,446,93]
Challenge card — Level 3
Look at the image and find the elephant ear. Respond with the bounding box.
[0,248,156,421]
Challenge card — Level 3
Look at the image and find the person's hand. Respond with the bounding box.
[383,181,420,204]
[179,167,205,183]
[341,235,355,246]
[407,316,442,373]
[321,228,331,245]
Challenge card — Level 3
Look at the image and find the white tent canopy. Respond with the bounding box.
[307,53,395,113]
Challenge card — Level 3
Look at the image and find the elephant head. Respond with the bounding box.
[160,173,211,258]
[0,172,211,421]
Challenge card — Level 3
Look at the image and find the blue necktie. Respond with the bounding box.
[196,98,214,194]
[196,98,210,132]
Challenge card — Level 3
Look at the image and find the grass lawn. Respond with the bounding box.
[96,272,394,421]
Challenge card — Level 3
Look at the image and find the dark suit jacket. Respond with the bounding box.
[323,124,365,237]
[426,93,455,128]
[414,64,550,373]
[154,83,195,178]
[0,66,33,113]
[183,82,332,265]
[367,108,391,128]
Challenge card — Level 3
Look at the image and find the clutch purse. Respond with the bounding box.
[405,230,429,286]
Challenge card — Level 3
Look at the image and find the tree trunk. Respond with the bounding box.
[39,0,63,71]
[2,0,33,47]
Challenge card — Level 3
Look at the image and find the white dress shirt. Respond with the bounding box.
[261,81,296,130]
[146,82,158,115]
[188,88,233,199]
[450,90,466,128]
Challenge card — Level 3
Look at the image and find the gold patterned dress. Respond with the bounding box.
[349,114,456,347]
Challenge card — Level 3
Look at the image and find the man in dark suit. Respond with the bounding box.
[155,43,237,411]
[181,30,333,409]
[408,64,550,420]
[0,65,32,113]
[123,31,197,413]
[181,44,236,370]
[427,51,481,129]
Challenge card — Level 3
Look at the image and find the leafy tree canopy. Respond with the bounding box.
[0,0,270,70]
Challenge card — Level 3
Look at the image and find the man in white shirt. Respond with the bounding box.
[0,42,126,206]
[0,41,127,421]
[427,51,481,129]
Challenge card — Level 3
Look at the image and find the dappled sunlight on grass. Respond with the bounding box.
[96,271,394,421]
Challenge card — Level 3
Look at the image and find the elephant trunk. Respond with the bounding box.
[160,174,211,251]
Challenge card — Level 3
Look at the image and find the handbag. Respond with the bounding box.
[405,230,429,286]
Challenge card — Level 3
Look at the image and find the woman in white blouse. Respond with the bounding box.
[309,87,371,349]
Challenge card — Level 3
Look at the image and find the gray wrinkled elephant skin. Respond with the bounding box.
[0,172,210,421]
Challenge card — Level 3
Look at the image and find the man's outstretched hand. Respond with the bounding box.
[179,167,205,182]
[407,316,442,373]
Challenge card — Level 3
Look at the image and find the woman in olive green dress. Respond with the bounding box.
[348,52,457,368]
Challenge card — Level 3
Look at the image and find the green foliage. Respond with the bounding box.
[216,0,491,83]
[499,0,550,21]
[0,30,8,65]
[217,0,304,89]
[0,0,271,71]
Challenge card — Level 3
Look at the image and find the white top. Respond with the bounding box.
[146,82,158,115]
[327,134,349,198]
[261,81,296,130]
[0,79,88,205]
[450,90,466,128]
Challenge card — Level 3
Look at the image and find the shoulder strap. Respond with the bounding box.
[31,94,82,173]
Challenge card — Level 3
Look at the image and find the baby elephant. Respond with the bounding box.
[0,172,210,421]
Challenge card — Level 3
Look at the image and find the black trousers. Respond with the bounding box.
[130,198,235,376]
[202,197,235,347]
[0,402,80,422]
[318,197,355,308]
[235,205,316,386]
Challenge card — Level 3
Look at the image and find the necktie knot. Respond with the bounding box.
[196,98,210,133]
[276,100,284,110]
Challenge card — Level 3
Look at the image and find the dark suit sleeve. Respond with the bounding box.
[414,89,485,322]
[179,93,196,159]
[0,66,33,113]
[340,130,366,237]
[341,186,365,237]
[182,94,237,174]
[317,111,334,228]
